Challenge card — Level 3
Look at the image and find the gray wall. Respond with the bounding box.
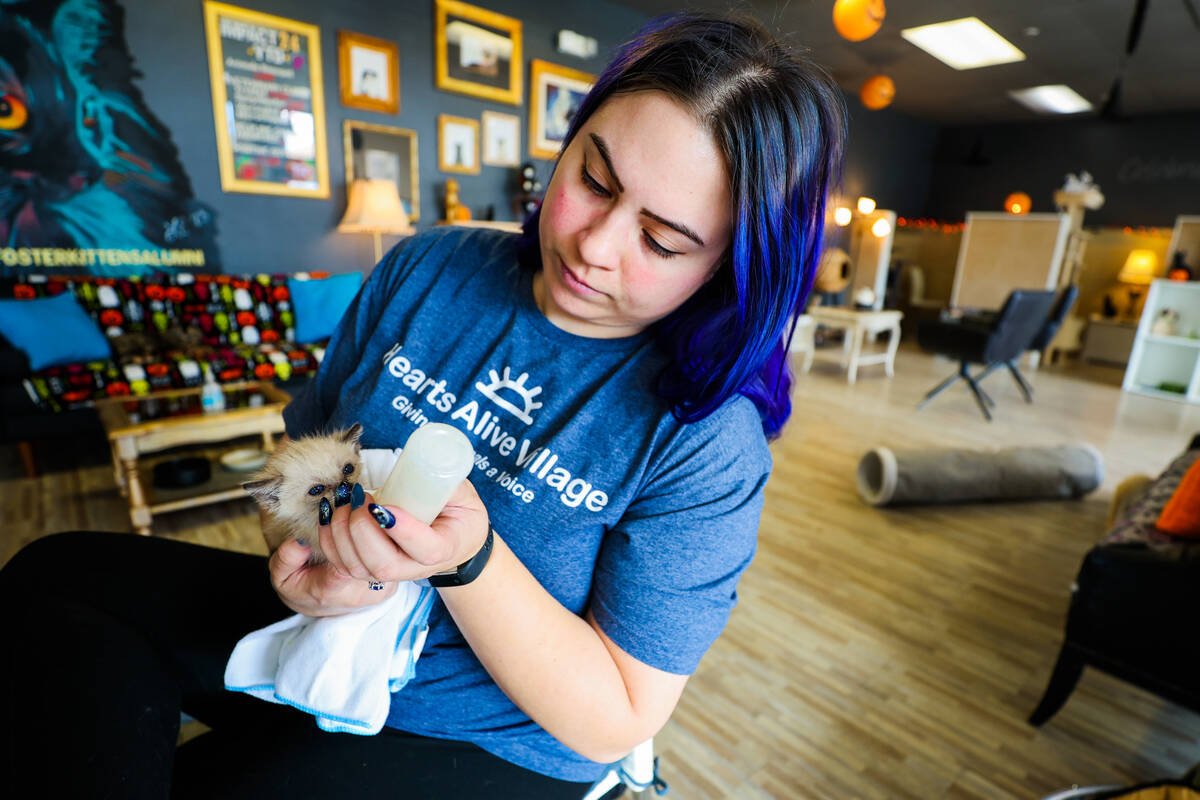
[838,92,938,219]
[924,110,1200,227]
[121,0,648,274]
[116,0,942,274]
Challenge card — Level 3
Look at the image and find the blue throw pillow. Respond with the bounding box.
[288,272,364,344]
[0,292,111,371]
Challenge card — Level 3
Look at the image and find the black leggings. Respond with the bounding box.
[0,531,593,799]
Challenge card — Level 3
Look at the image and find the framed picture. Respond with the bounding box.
[438,114,480,174]
[203,1,329,198]
[529,59,594,160]
[344,120,420,221]
[481,111,520,167]
[338,31,399,114]
[434,0,522,105]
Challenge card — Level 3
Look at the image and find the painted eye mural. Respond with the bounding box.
[0,93,28,130]
[0,0,220,278]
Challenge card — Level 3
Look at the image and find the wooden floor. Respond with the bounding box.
[4,345,1200,798]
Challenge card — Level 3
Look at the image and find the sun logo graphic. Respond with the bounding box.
[475,367,544,426]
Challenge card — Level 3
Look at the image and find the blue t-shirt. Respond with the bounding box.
[283,227,771,781]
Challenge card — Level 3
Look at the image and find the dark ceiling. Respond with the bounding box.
[605,0,1200,124]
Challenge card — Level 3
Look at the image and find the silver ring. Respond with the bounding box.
[367,579,385,591]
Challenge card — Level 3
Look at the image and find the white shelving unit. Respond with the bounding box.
[1122,279,1200,404]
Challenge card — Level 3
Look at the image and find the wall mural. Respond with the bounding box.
[0,0,219,278]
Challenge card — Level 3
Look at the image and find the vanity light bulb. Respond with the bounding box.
[872,217,892,238]
[834,207,853,226]
[857,197,876,214]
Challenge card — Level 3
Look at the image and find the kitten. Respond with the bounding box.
[243,423,364,564]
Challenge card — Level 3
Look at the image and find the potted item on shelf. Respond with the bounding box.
[1167,251,1193,281]
[1150,309,1180,337]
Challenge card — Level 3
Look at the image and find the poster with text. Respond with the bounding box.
[203,1,329,199]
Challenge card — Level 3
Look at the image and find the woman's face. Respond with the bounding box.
[535,91,732,339]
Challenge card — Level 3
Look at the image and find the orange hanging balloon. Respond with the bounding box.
[833,0,886,42]
[859,75,895,110]
[1005,192,1032,215]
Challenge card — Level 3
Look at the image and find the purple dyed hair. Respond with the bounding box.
[518,13,845,438]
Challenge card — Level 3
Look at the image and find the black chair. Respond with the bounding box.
[1028,433,1200,728]
[974,285,1079,404]
[916,289,1058,421]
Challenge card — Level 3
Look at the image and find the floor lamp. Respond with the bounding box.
[338,179,415,264]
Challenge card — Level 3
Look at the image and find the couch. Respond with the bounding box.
[0,271,347,476]
[1028,433,1200,726]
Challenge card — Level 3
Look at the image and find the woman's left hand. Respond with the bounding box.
[321,479,490,585]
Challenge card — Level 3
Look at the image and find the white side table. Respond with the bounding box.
[1083,314,1138,366]
[788,314,816,374]
[809,307,904,383]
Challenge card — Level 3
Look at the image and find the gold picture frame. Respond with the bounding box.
[343,120,420,222]
[438,114,480,174]
[338,30,399,114]
[434,0,522,105]
[481,110,520,167]
[203,1,329,198]
[529,59,594,161]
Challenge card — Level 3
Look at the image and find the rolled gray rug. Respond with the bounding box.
[856,443,1104,507]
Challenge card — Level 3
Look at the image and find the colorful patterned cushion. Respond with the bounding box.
[1103,448,1200,555]
[1157,456,1200,537]
[1,273,333,411]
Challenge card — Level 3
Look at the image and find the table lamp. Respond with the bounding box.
[1117,249,1157,320]
[337,179,415,264]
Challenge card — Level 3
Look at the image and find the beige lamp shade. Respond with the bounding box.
[1118,249,1157,285]
[338,179,414,235]
[338,179,414,264]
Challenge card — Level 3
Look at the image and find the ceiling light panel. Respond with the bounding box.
[900,17,1026,70]
[1008,84,1094,114]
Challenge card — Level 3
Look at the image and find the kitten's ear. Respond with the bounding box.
[341,423,364,450]
[242,476,283,509]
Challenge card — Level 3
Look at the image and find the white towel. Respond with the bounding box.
[224,448,434,735]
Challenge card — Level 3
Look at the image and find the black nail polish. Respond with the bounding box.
[334,481,352,508]
[368,503,395,529]
[318,497,332,525]
[351,483,365,510]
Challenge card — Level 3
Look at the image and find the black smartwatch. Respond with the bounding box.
[427,527,494,587]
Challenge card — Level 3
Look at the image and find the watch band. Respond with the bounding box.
[427,527,494,587]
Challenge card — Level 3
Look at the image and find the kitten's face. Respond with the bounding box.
[245,424,363,524]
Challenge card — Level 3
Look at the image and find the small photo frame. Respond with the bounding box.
[438,114,480,174]
[529,59,594,161]
[339,31,399,114]
[344,120,420,221]
[435,0,522,105]
[481,111,520,167]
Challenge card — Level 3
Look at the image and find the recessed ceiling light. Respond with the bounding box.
[1009,84,1094,114]
[900,17,1026,70]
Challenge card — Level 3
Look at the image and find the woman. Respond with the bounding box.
[0,12,844,798]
